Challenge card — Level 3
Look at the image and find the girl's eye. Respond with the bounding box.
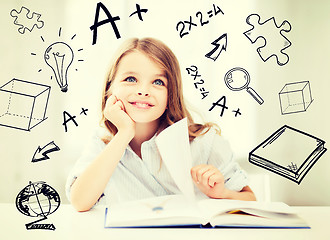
[153,79,165,86]
[124,76,137,83]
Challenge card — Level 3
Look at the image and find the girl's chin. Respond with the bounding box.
[131,118,159,124]
[129,115,161,125]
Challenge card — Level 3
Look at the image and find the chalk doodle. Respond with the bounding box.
[209,96,228,117]
[31,27,84,92]
[129,3,148,21]
[10,6,44,34]
[249,125,327,184]
[0,79,50,131]
[185,65,242,117]
[90,2,148,45]
[243,13,292,66]
[62,107,88,132]
[205,33,228,61]
[176,3,224,38]
[279,81,313,115]
[287,162,298,171]
[232,108,242,117]
[16,181,60,230]
[224,67,264,105]
[44,42,74,93]
[31,141,60,163]
[186,65,209,99]
[209,96,242,118]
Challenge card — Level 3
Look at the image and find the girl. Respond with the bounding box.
[66,38,256,212]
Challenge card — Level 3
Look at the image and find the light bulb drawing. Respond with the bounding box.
[30,27,84,92]
[44,42,74,92]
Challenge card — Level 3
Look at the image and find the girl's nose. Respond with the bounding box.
[138,92,149,97]
[137,83,150,96]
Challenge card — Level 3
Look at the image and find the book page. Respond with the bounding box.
[209,213,308,228]
[155,118,196,201]
[105,195,205,227]
[197,198,296,219]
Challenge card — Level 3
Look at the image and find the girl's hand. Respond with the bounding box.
[104,95,135,138]
[191,164,228,199]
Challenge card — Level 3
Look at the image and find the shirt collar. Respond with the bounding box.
[126,133,158,157]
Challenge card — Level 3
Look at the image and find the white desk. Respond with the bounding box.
[1,203,329,240]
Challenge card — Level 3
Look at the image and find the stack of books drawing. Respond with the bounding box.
[249,125,327,184]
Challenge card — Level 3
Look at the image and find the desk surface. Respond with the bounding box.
[1,203,329,240]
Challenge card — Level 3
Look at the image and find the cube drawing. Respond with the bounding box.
[0,78,50,131]
[279,81,313,115]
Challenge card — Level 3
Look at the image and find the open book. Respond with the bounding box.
[104,195,309,228]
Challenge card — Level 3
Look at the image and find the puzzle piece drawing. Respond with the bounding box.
[10,6,44,34]
[243,14,292,66]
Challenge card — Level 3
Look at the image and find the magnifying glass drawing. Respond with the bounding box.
[224,67,264,105]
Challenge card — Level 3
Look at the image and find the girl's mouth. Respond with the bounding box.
[129,101,154,109]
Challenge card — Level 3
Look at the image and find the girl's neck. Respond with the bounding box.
[129,120,161,158]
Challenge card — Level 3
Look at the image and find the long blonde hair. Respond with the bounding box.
[100,37,219,143]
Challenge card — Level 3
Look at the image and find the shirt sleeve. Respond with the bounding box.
[65,129,107,204]
[206,130,249,192]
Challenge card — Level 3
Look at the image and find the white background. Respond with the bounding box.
[0,0,329,206]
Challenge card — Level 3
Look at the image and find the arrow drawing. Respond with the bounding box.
[32,141,60,163]
[205,33,228,61]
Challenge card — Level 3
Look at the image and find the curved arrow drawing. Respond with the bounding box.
[205,33,228,61]
[32,141,60,162]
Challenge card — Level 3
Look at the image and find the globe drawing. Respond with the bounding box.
[16,181,60,220]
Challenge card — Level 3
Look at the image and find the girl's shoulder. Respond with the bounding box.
[191,126,225,144]
[190,127,218,151]
[190,126,234,165]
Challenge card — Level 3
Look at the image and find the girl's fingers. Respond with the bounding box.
[202,168,218,187]
[209,173,223,188]
[191,164,211,184]
[104,95,126,121]
[107,94,117,106]
[190,166,198,183]
[114,99,124,110]
[191,165,204,183]
[199,166,213,184]
[191,165,223,188]
[106,95,125,111]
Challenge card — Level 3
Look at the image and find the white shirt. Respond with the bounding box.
[66,127,248,206]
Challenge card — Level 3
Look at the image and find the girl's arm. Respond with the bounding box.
[70,131,132,212]
[70,95,135,212]
[191,164,256,201]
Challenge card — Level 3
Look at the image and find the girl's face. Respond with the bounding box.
[109,50,168,124]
